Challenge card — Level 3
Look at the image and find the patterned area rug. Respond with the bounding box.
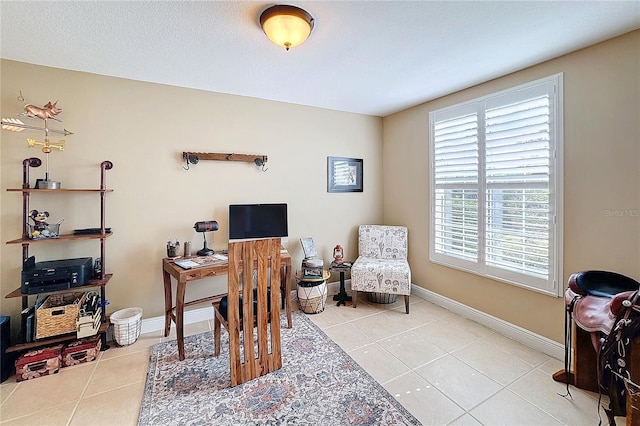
[139,311,421,425]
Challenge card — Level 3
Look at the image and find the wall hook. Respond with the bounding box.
[254,156,268,172]
[182,152,199,170]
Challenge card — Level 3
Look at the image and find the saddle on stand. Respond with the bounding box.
[553,270,640,424]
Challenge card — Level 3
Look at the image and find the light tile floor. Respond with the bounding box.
[0,293,624,425]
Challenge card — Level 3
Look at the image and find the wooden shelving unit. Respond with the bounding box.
[6,232,113,245]
[5,320,110,353]
[4,274,113,299]
[6,188,113,193]
[4,158,114,353]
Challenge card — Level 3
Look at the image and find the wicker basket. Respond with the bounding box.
[110,307,143,346]
[297,281,327,314]
[36,292,86,339]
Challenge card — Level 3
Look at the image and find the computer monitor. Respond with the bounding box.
[228,203,288,240]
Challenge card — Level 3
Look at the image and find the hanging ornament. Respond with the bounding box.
[1,95,73,189]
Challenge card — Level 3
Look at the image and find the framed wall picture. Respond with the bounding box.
[327,157,363,193]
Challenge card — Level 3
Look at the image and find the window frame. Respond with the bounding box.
[428,74,563,297]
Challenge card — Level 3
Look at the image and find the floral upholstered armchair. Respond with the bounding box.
[351,225,411,314]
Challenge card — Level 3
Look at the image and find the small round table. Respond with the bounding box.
[329,261,353,307]
[295,270,330,314]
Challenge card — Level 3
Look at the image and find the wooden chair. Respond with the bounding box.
[212,238,282,386]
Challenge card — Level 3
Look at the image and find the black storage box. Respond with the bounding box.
[1,316,10,383]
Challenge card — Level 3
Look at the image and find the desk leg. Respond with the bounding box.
[333,272,352,307]
[284,264,292,328]
[163,269,172,338]
[176,278,186,361]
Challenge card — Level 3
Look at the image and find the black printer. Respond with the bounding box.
[21,257,93,294]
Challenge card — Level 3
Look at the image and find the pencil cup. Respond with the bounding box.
[167,244,179,258]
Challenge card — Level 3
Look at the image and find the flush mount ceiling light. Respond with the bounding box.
[260,5,314,50]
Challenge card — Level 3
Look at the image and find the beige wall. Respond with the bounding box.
[0,60,383,335]
[383,30,640,343]
[2,30,638,346]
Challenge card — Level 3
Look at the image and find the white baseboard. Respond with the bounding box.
[410,286,564,360]
[140,280,563,361]
[140,306,215,335]
[140,279,344,335]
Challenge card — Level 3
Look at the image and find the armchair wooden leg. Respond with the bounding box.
[404,295,410,314]
[352,290,358,308]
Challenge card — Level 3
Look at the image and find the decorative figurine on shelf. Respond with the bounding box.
[28,210,62,239]
[29,210,49,232]
[333,244,344,263]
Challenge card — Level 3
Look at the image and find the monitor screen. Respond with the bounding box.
[228,203,288,240]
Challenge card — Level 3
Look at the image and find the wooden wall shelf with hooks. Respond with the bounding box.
[182,152,267,164]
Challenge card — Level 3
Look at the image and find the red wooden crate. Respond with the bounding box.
[62,336,101,367]
[15,344,63,382]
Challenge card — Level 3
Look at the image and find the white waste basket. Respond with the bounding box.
[110,307,143,346]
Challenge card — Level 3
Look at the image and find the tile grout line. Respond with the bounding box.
[380,334,499,422]
[0,381,19,411]
[4,296,598,425]
[307,299,579,424]
[372,314,552,424]
[504,368,581,426]
[359,318,480,422]
[66,352,102,425]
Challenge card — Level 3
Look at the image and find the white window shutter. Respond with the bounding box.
[432,111,480,262]
[429,74,563,296]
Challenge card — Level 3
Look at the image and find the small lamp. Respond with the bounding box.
[260,5,314,50]
[194,221,219,256]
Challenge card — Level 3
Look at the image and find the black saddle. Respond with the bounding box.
[570,270,639,298]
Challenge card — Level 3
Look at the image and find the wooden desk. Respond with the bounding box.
[162,252,292,360]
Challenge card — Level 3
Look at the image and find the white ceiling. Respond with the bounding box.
[1,1,639,117]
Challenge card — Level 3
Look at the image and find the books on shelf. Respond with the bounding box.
[21,306,35,343]
[174,254,227,270]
